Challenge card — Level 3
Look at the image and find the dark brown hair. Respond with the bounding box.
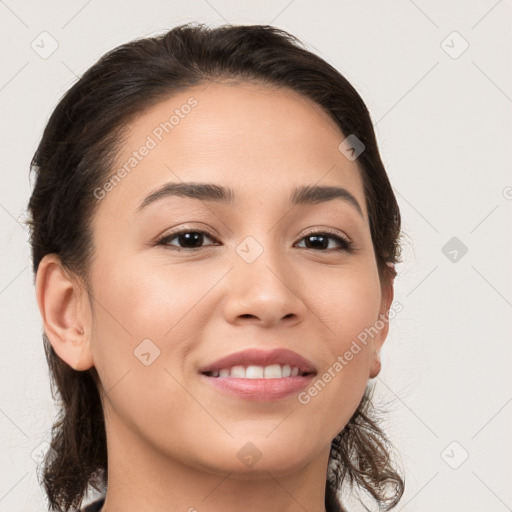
[27,22,404,512]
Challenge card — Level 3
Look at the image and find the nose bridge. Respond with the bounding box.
[223,232,304,324]
[237,232,289,287]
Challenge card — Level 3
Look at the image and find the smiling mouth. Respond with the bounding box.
[201,364,315,379]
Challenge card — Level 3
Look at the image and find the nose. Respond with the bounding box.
[222,239,307,328]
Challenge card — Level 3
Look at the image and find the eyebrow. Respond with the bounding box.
[136,182,364,218]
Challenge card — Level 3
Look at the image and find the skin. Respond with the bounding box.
[36,81,393,512]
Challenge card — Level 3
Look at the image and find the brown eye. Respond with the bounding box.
[295,232,353,252]
[157,230,218,250]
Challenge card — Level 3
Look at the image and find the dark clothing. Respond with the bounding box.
[80,498,105,511]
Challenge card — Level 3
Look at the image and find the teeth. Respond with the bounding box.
[246,365,264,379]
[208,364,304,379]
[263,364,282,378]
[230,365,246,378]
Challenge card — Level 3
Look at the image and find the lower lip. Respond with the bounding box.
[199,373,315,401]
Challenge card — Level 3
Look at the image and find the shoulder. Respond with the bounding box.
[78,497,105,511]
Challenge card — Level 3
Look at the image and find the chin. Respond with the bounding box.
[198,438,319,477]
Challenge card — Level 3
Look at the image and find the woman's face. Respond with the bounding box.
[83,81,392,476]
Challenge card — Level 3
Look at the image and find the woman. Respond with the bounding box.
[28,22,404,512]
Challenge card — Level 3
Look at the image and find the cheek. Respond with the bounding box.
[91,255,211,337]
[88,258,211,439]
[307,262,382,349]
[295,265,381,429]
[88,256,224,386]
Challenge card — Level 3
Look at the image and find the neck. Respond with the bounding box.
[100,411,331,512]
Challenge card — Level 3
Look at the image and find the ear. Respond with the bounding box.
[35,254,94,371]
[369,270,395,379]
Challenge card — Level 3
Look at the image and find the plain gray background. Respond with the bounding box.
[0,1,511,511]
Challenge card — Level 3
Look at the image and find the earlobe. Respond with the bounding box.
[369,273,395,379]
[35,254,94,371]
[369,349,381,379]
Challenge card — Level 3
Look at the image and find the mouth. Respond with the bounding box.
[198,347,317,378]
[201,364,314,379]
[198,348,317,401]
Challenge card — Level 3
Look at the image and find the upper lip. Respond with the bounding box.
[198,348,317,375]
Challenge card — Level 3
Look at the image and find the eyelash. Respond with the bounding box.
[156,228,354,253]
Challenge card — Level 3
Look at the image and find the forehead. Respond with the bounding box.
[96,81,367,218]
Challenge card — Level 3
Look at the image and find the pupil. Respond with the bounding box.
[181,232,202,248]
[307,234,327,249]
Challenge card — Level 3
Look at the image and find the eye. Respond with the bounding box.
[156,228,353,253]
[295,230,353,253]
[156,229,219,250]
